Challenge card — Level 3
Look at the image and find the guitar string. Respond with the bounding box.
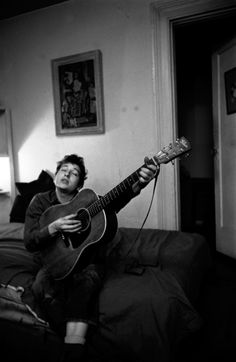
[76,169,140,225]
[75,160,160,229]
[73,141,188,231]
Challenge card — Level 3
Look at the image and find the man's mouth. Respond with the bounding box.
[61,178,69,184]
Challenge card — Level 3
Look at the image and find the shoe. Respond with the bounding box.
[61,343,86,362]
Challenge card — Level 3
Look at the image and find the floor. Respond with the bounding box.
[202,251,236,361]
[178,250,236,362]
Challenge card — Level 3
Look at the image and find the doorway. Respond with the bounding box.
[173,13,236,251]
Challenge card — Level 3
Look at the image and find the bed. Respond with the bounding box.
[0,170,212,362]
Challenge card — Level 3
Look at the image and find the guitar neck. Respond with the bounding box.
[87,161,155,218]
[87,137,191,218]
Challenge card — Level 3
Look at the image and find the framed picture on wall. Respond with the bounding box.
[224,67,236,115]
[51,50,105,135]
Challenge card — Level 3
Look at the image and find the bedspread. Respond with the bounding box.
[0,224,211,362]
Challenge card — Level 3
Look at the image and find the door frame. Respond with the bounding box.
[212,37,236,257]
[151,0,236,230]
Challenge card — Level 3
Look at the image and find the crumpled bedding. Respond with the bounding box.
[0,225,211,362]
[0,283,48,326]
[0,222,24,240]
[88,267,202,362]
[87,228,208,362]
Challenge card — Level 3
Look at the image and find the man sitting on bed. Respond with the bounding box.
[24,153,159,362]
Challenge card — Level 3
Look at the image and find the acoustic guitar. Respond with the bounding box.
[39,136,191,280]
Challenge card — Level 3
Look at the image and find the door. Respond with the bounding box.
[212,37,236,258]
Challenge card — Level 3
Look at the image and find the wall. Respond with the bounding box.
[0,0,161,228]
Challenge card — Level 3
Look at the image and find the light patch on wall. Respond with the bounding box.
[17,112,56,181]
[0,157,10,192]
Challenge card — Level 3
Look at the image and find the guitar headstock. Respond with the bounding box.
[153,137,191,165]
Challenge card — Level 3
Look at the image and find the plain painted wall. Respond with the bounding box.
[0,0,161,228]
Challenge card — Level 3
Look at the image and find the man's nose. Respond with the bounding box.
[64,170,70,177]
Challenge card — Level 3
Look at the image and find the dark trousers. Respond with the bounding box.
[32,263,105,337]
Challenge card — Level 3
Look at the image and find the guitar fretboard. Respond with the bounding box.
[87,166,142,217]
[86,156,160,218]
[84,136,191,219]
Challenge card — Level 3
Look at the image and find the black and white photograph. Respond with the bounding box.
[0,2,236,362]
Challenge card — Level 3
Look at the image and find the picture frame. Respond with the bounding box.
[224,67,236,115]
[51,50,105,135]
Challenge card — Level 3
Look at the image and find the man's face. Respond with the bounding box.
[54,162,81,193]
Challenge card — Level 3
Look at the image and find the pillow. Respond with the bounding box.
[9,195,30,223]
[10,170,54,223]
[15,170,54,196]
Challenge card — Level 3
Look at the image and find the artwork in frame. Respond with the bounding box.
[224,67,236,115]
[51,50,105,135]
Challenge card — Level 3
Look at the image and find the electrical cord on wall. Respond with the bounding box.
[125,172,159,270]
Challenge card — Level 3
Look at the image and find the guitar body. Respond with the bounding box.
[39,188,118,280]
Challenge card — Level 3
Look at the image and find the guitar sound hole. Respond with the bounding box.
[76,208,90,231]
